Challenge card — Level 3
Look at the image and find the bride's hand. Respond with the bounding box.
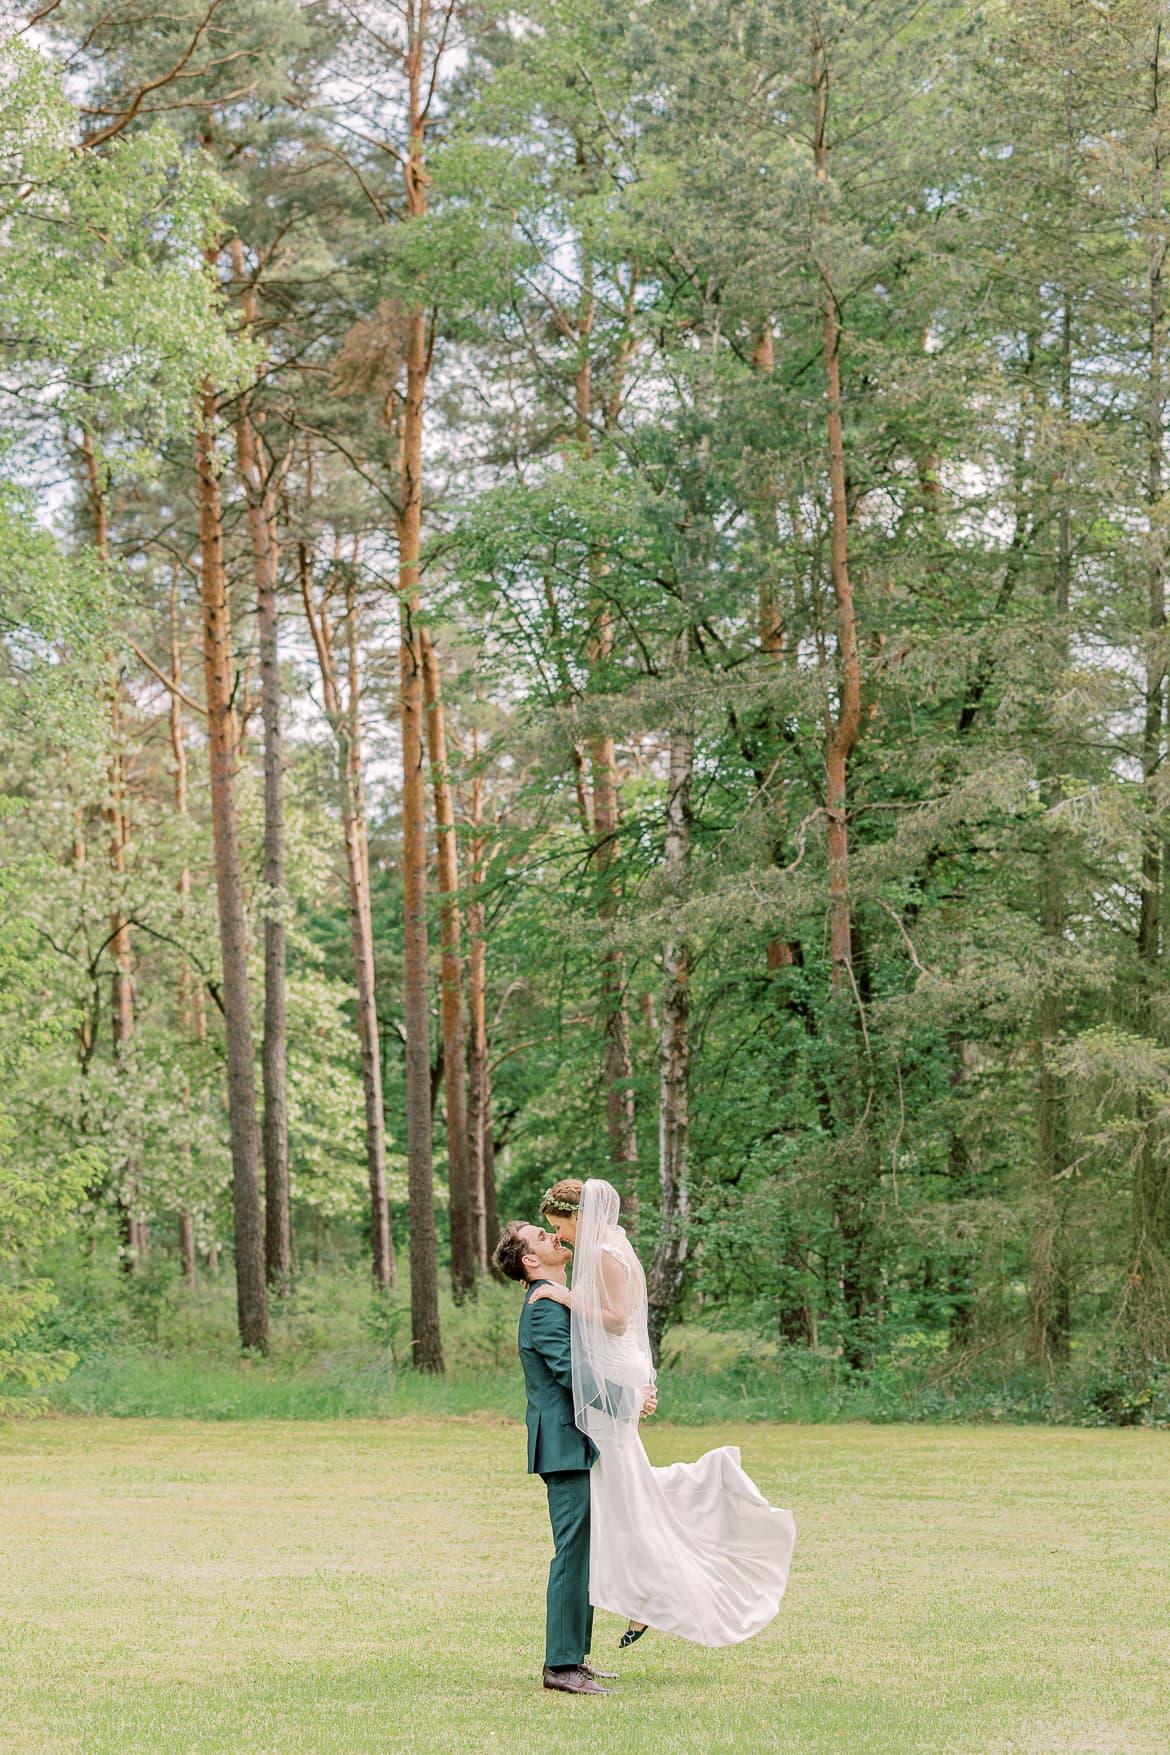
[528,1283,572,1308]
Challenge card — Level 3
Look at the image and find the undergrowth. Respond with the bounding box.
[15,1255,1170,1427]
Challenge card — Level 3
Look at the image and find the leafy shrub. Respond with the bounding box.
[1074,1353,1169,1429]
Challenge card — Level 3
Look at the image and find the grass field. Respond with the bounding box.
[0,1417,1166,1755]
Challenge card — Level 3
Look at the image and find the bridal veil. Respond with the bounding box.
[570,1178,655,1438]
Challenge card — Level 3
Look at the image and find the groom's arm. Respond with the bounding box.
[525,1297,574,1389]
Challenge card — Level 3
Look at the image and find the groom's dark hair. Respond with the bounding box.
[493,1221,535,1285]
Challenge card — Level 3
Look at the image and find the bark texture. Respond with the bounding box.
[589,676,639,1219]
[750,319,800,973]
[1029,302,1074,1368]
[300,547,395,1290]
[465,733,494,1270]
[813,47,861,997]
[170,578,202,1288]
[421,625,475,1298]
[197,375,268,1353]
[813,40,877,1368]
[393,4,444,1369]
[574,259,638,1219]
[647,628,694,1362]
[232,241,291,1295]
[1132,20,1170,1355]
[82,432,141,1266]
[179,1211,197,1292]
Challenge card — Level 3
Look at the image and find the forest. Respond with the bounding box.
[4,0,1170,1424]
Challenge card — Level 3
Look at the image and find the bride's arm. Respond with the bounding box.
[527,1283,572,1309]
[529,1254,628,1331]
[598,1250,629,1334]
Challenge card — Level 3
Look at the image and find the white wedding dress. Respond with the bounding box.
[571,1182,796,1647]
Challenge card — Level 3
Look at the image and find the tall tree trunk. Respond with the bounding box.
[541,573,593,830]
[813,47,862,997]
[257,502,291,1296]
[66,760,96,1128]
[393,10,443,1371]
[170,578,202,1291]
[106,679,140,1265]
[752,320,784,665]
[82,430,140,1267]
[343,582,395,1290]
[751,320,799,973]
[1133,19,1170,1355]
[644,285,707,1360]
[574,249,639,1219]
[944,1026,976,1349]
[300,548,395,1290]
[752,322,811,1330]
[813,41,877,1367]
[466,735,490,1269]
[482,1054,501,1250]
[178,1213,197,1292]
[197,372,267,1354]
[1029,300,1074,1368]
[589,683,639,1220]
[647,625,694,1362]
[421,625,475,1299]
[103,694,133,1080]
[1030,842,1071,1365]
[231,237,291,1297]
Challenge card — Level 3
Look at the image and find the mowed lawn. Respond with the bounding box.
[0,1418,1166,1755]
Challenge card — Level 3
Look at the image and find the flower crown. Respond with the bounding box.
[540,1187,580,1217]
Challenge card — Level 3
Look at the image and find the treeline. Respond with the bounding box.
[3,0,1170,1389]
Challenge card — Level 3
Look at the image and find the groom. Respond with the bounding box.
[492,1219,616,1697]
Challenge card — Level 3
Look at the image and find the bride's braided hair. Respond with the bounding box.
[539,1177,583,1217]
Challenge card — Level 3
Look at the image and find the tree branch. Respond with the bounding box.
[126,639,207,717]
[80,0,231,151]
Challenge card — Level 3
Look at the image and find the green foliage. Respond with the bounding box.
[0,43,251,456]
[0,899,96,1406]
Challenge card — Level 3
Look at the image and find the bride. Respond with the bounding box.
[529,1176,796,1649]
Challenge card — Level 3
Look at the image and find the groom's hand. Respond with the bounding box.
[639,1387,658,1419]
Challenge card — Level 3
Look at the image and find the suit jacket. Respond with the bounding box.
[517,1278,599,1476]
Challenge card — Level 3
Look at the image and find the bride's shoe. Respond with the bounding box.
[618,1622,647,1648]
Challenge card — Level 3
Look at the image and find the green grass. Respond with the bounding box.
[43,1349,524,1422]
[0,1418,1165,1754]
[43,1338,1170,1429]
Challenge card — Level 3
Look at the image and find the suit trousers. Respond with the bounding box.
[540,1468,594,1668]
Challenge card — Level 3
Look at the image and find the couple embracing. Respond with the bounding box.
[492,1176,797,1696]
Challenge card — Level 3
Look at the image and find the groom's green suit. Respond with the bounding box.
[518,1279,599,1670]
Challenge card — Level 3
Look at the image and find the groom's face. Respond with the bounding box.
[519,1223,570,1279]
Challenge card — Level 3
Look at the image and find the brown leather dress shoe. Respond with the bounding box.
[581,1663,618,1681]
[542,1665,612,1695]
